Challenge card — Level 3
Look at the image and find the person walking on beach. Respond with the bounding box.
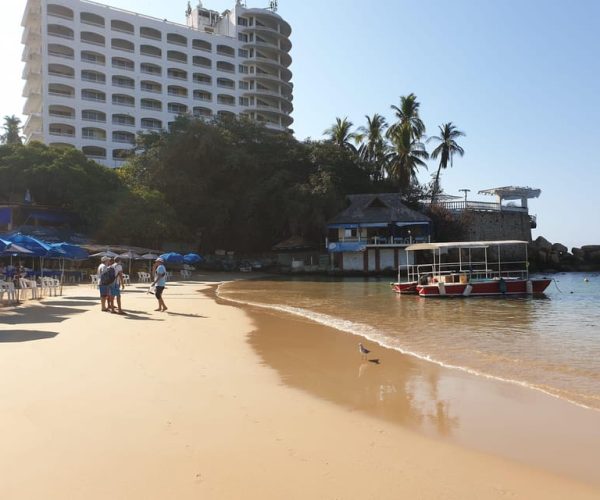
[152,257,168,312]
[97,256,114,312]
[110,257,125,314]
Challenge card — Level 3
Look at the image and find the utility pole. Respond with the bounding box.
[459,188,470,202]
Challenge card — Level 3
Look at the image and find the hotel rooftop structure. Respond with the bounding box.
[21,0,293,166]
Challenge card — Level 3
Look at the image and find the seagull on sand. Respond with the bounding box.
[359,343,381,364]
[359,343,370,359]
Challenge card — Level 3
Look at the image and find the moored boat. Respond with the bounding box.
[391,280,418,294]
[394,240,551,298]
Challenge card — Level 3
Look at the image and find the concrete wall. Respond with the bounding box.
[461,211,532,242]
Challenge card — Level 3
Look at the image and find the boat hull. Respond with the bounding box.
[391,281,418,294]
[417,278,552,297]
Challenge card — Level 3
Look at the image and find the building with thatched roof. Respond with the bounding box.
[326,193,432,272]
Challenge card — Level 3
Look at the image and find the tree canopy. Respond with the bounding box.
[1,115,23,145]
[3,93,465,252]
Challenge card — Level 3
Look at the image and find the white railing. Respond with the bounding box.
[432,201,528,213]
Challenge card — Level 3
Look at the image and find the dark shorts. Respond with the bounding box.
[155,286,165,299]
[111,284,121,297]
[99,285,110,297]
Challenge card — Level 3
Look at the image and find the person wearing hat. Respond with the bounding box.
[110,256,125,314]
[97,256,114,312]
[151,257,168,312]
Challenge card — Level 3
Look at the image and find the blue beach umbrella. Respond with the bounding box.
[5,233,52,257]
[0,238,33,256]
[183,253,203,264]
[159,252,185,265]
[51,242,89,260]
[4,233,57,277]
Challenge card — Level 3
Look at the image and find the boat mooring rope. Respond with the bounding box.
[552,278,564,293]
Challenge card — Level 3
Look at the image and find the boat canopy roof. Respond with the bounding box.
[405,240,529,251]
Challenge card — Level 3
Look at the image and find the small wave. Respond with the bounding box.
[217,284,599,413]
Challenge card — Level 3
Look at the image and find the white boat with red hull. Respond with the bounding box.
[391,240,551,298]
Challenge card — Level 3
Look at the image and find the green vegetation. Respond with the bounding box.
[0,142,176,248]
[2,93,465,251]
[1,115,23,145]
[428,122,466,202]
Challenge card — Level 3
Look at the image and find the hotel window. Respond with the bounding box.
[192,39,212,52]
[82,110,106,122]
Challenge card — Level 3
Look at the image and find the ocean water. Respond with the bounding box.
[218,273,600,411]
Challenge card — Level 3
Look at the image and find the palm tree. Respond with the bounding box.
[386,125,429,191]
[323,116,356,153]
[427,122,465,201]
[355,113,388,181]
[387,93,425,142]
[1,115,23,145]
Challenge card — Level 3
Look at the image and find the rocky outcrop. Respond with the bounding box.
[529,238,600,271]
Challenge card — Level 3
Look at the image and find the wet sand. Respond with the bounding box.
[0,277,599,499]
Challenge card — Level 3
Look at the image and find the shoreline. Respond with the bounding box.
[1,278,599,498]
[215,279,598,412]
[213,280,600,488]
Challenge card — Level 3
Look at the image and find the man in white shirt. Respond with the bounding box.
[110,257,125,314]
[152,257,168,312]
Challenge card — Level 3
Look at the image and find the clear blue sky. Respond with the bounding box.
[3,0,599,249]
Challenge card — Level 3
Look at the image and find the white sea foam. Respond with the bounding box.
[216,283,598,412]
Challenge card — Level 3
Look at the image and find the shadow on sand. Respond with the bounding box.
[41,300,97,307]
[164,311,206,318]
[0,330,59,342]
[120,309,165,321]
[2,305,88,325]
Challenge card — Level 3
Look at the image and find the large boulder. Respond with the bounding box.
[588,250,600,262]
[551,243,568,254]
[572,247,585,260]
[581,245,600,255]
[533,236,553,251]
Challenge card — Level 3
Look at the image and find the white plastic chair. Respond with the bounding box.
[90,274,98,288]
[0,280,17,305]
[19,278,39,300]
[122,274,131,285]
[51,277,61,296]
[40,277,60,297]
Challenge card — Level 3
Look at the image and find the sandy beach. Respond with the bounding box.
[1,277,600,499]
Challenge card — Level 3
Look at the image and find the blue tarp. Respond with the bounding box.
[327,242,367,253]
[0,207,11,225]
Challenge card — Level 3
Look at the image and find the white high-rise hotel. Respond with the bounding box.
[21,0,293,166]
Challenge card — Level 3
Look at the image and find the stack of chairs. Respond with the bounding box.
[19,278,39,300]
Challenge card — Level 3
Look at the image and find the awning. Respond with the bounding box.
[405,240,529,251]
[327,241,366,253]
[327,223,360,229]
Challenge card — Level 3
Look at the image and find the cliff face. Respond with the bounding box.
[528,237,600,271]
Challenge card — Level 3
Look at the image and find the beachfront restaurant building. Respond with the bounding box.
[326,193,432,273]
